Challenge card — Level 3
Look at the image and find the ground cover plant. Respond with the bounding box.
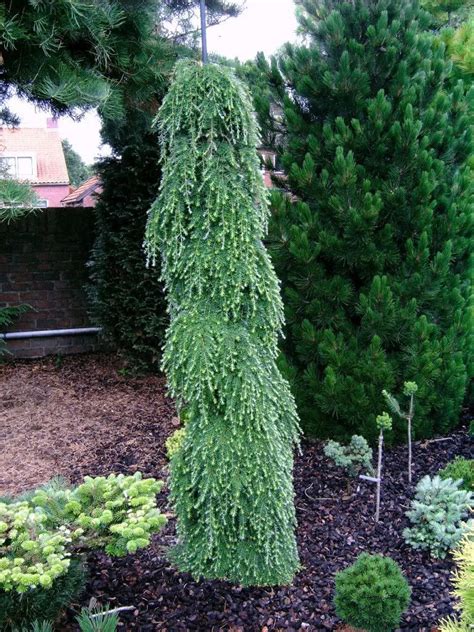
[266,0,473,442]
[144,60,300,586]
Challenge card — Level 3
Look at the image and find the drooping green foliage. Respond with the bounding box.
[334,553,411,632]
[266,0,473,442]
[144,60,300,586]
[403,475,473,557]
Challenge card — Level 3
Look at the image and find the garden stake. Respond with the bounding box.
[359,413,392,521]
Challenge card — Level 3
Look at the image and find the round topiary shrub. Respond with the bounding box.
[334,553,411,632]
[0,559,85,631]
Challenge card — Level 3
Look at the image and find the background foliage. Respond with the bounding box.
[264,0,473,441]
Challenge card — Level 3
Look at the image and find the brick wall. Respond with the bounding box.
[0,207,99,358]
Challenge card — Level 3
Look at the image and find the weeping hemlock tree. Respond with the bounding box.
[144,61,300,585]
[268,0,473,442]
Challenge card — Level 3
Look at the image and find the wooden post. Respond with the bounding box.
[375,429,383,522]
[200,0,208,64]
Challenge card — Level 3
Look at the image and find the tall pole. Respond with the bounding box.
[200,0,208,64]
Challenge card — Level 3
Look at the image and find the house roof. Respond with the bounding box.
[0,126,69,185]
[61,175,101,205]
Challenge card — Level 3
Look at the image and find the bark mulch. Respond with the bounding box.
[1,354,472,631]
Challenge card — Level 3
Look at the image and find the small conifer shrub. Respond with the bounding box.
[403,475,473,558]
[439,457,474,491]
[439,529,474,632]
[0,560,85,631]
[383,382,418,483]
[324,435,373,493]
[334,553,411,632]
[144,60,300,586]
[0,474,165,629]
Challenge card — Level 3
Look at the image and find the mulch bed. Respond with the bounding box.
[1,354,472,631]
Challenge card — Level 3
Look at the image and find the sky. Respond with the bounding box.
[7,0,298,165]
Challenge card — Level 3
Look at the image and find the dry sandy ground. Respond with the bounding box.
[0,353,175,496]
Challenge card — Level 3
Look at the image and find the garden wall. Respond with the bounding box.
[0,207,99,358]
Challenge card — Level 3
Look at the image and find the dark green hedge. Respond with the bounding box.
[88,139,168,372]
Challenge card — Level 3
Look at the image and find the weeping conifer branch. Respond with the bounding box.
[144,60,300,586]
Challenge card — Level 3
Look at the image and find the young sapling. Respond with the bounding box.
[383,381,418,484]
[324,435,373,496]
[374,412,392,522]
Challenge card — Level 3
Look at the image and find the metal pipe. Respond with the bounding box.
[200,0,208,64]
[0,327,101,340]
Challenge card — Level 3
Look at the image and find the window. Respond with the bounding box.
[0,154,36,179]
[0,157,16,177]
[35,199,48,208]
[17,156,34,177]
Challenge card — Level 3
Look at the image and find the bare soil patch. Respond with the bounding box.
[0,354,175,496]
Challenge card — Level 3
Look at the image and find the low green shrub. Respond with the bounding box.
[0,473,166,629]
[439,457,474,491]
[1,559,85,630]
[403,475,473,558]
[439,529,474,632]
[334,553,411,632]
[324,435,373,493]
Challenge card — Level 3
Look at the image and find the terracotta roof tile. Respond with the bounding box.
[0,126,69,184]
[61,175,101,204]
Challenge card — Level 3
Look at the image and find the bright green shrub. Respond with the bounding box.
[439,457,474,491]
[334,553,411,632]
[403,475,473,558]
[0,474,165,629]
[324,435,373,480]
[439,529,474,632]
[0,560,85,630]
[165,428,186,460]
[144,61,300,586]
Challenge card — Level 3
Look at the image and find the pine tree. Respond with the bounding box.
[144,61,300,585]
[268,0,473,442]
